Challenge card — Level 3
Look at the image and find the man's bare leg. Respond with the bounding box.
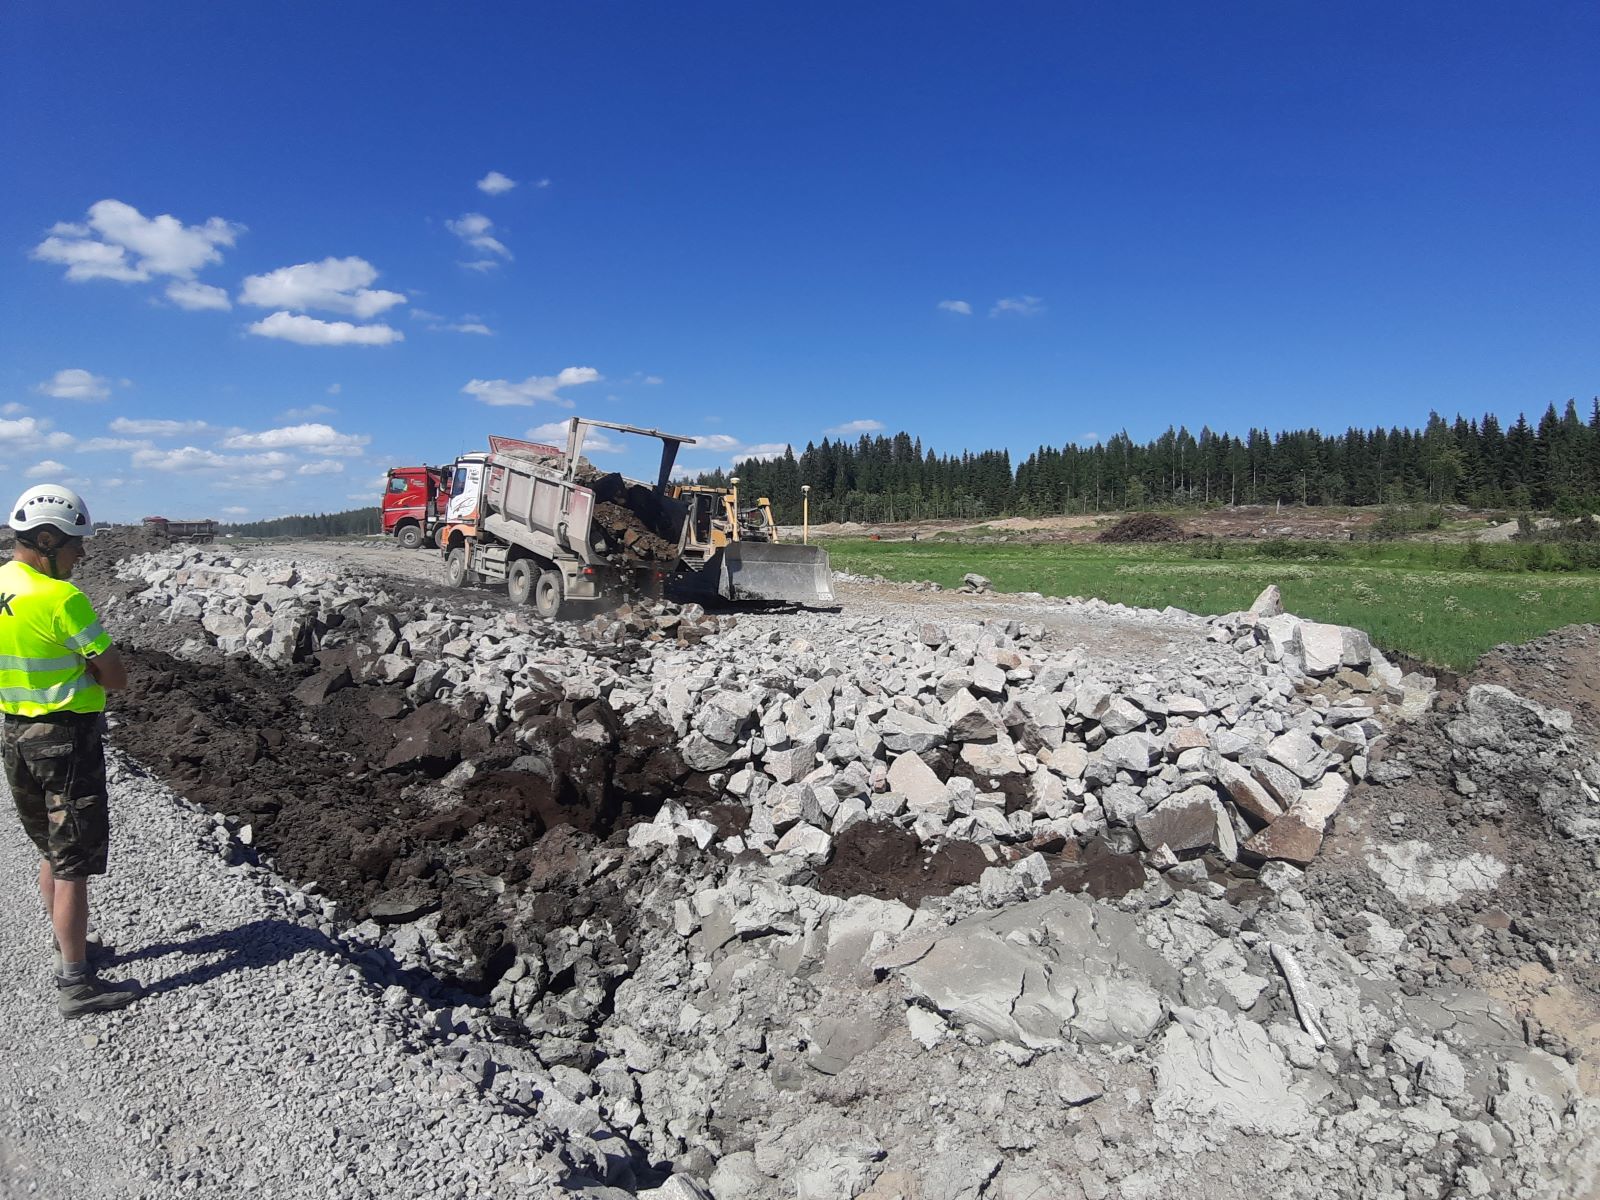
[49,871,89,970]
[38,860,54,921]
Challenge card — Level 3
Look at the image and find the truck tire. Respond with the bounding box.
[507,559,536,605]
[534,569,564,620]
[397,523,423,550]
[445,547,470,588]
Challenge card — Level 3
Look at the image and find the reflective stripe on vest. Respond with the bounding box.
[0,676,95,706]
[0,652,83,673]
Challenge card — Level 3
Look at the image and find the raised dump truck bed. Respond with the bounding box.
[444,419,694,617]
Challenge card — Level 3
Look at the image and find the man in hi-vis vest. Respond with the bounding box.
[1,485,141,1017]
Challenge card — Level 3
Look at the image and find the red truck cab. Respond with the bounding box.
[382,466,452,549]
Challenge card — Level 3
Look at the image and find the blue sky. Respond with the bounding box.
[2,2,1595,522]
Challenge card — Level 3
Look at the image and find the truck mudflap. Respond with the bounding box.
[717,542,837,607]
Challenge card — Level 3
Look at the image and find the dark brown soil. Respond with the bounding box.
[1095,513,1191,543]
[814,823,988,905]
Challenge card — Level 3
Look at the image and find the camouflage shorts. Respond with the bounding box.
[2,714,109,880]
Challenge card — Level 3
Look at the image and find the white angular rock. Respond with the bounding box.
[878,709,946,754]
[1099,697,1147,736]
[1248,584,1284,618]
[775,822,833,858]
[887,751,947,814]
[960,739,1025,778]
[1266,730,1327,783]
[1100,732,1158,774]
[944,689,1000,742]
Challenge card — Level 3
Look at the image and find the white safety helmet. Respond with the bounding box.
[9,484,95,538]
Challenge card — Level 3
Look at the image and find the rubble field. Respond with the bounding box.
[67,532,1600,1198]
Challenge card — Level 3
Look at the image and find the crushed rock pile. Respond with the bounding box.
[82,545,1600,1198]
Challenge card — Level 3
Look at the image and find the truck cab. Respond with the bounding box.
[381,466,451,549]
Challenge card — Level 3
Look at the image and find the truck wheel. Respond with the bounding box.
[397,523,423,550]
[432,526,448,550]
[445,547,470,588]
[507,559,536,605]
[534,569,564,620]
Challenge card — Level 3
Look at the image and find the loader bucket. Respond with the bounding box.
[720,542,837,607]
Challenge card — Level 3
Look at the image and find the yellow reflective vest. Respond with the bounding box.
[0,560,113,717]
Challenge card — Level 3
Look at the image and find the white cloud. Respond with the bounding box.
[326,383,342,395]
[937,299,972,315]
[26,459,69,478]
[210,469,288,488]
[77,437,153,453]
[448,213,511,261]
[477,171,517,195]
[109,417,212,437]
[297,460,345,476]
[690,434,741,452]
[526,421,622,454]
[1,416,73,452]
[643,375,664,385]
[220,423,370,456]
[2,403,26,416]
[990,295,1043,317]
[281,404,336,420]
[459,259,501,273]
[1079,432,1101,444]
[738,443,791,462]
[239,257,406,318]
[222,506,249,515]
[536,178,551,188]
[825,419,884,436]
[31,199,242,283]
[132,446,291,473]
[414,308,493,335]
[37,369,112,400]
[462,366,601,407]
[166,280,231,311]
[246,312,403,347]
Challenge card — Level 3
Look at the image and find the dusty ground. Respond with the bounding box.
[788,503,1519,544]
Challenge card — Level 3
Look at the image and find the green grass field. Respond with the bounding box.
[824,538,1600,672]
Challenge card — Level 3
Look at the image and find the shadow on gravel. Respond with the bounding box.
[116,918,445,1007]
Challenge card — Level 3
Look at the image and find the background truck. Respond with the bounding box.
[381,465,452,549]
[142,516,218,544]
[443,421,691,617]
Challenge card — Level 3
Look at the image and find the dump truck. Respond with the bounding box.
[143,516,218,544]
[669,479,836,607]
[443,419,838,615]
[442,420,692,617]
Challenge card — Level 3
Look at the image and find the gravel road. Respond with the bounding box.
[239,537,1199,662]
[0,748,592,1199]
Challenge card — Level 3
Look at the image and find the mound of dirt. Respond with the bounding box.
[1095,513,1190,542]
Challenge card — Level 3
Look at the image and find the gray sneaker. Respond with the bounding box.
[57,974,143,1019]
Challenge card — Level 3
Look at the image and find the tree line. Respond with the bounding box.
[220,507,381,538]
[708,400,1600,524]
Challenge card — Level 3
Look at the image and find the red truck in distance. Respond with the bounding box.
[381,466,453,549]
